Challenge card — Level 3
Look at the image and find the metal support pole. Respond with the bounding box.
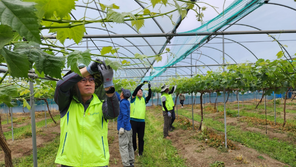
[10,107,14,141]
[175,65,178,119]
[274,92,276,125]
[176,95,178,120]
[265,95,267,134]
[44,100,47,128]
[6,105,8,124]
[216,92,218,112]
[231,91,233,102]
[30,80,38,167]
[157,93,159,106]
[241,93,243,107]
[264,94,266,111]
[237,91,240,117]
[152,93,154,106]
[191,93,194,130]
[223,35,227,148]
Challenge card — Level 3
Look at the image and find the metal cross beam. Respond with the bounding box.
[42,30,296,39]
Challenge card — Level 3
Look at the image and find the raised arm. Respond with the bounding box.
[95,60,119,119]
[169,85,177,94]
[132,83,144,98]
[145,82,152,104]
[54,68,91,117]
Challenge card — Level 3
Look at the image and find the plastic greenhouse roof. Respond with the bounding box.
[42,0,296,84]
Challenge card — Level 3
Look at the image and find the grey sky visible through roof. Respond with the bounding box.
[148,0,296,85]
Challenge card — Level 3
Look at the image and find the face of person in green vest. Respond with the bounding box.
[137,89,143,97]
[77,75,95,97]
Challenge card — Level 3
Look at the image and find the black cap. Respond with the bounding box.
[121,88,131,98]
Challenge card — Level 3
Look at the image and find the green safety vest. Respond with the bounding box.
[161,93,174,111]
[130,96,146,119]
[55,94,109,166]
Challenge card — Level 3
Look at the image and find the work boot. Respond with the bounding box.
[164,136,171,139]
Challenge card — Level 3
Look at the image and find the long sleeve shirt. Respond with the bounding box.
[54,72,119,119]
[117,99,132,131]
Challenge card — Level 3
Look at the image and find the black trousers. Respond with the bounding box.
[130,120,145,155]
[171,109,175,127]
[180,100,184,106]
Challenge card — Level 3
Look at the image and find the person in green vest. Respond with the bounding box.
[54,60,119,167]
[161,84,176,139]
[130,81,152,156]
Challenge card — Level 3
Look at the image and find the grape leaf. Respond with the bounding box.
[0,0,40,43]
[0,25,14,49]
[122,60,127,64]
[104,58,121,71]
[181,10,187,19]
[22,98,31,110]
[187,3,194,9]
[14,42,65,78]
[131,16,144,31]
[0,85,18,107]
[37,0,77,19]
[99,3,119,11]
[101,46,113,55]
[143,9,150,15]
[23,0,46,23]
[111,48,119,55]
[99,3,106,11]
[0,48,31,78]
[67,50,92,75]
[134,53,147,60]
[155,55,162,62]
[111,4,120,9]
[20,89,30,96]
[151,0,161,8]
[43,16,86,44]
[276,51,284,59]
[106,9,125,23]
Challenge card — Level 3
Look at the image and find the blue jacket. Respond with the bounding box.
[117,98,132,131]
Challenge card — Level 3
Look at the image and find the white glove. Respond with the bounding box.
[168,112,171,117]
[119,128,124,135]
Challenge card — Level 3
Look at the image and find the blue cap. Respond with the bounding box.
[121,88,131,98]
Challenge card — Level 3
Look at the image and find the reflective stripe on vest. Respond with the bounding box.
[55,94,109,166]
[161,93,174,111]
[130,96,146,119]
